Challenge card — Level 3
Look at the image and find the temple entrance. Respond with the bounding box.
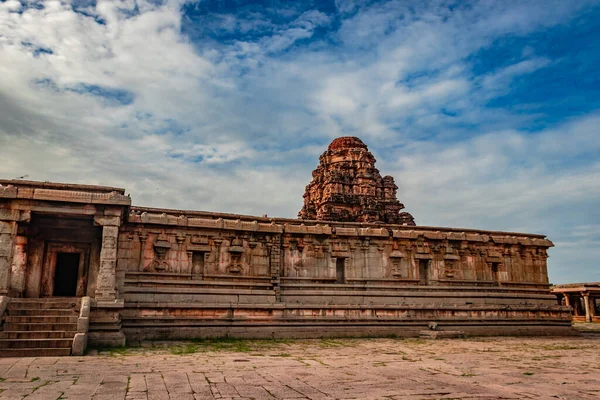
[39,241,91,298]
[53,253,80,297]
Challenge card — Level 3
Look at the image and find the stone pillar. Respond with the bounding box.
[583,292,592,323]
[93,215,121,301]
[0,220,17,295]
[269,239,282,302]
[563,294,571,307]
[10,236,27,296]
[90,213,126,347]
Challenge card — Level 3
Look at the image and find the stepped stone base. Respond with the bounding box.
[0,298,81,358]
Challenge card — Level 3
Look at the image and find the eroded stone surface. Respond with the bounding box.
[1,336,599,399]
[299,137,415,225]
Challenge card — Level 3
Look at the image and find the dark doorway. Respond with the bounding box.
[336,258,345,284]
[491,262,500,285]
[419,260,429,285]
[53,253,80,297]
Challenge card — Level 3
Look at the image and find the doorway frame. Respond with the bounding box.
[41,241,90,297]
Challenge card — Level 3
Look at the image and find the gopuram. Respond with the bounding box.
[0,137,573,357]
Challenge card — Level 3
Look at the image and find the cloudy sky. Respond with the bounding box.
[1,0,599,283]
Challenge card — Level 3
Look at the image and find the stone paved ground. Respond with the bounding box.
[1,334,599,400]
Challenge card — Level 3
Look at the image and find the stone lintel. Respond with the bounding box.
[10,202,98,216]
[187,245,211,252]
[331,252,349,258]
[94,215,121,227]
[0,209,30,222]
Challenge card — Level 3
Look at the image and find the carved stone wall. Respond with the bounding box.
[299,137,415,225]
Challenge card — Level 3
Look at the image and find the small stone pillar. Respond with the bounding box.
[0,220,17,296]
[583,292,592,323]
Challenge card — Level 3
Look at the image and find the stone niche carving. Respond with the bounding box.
[146,233,171,272]
[227,237,244,274]
[389,250,406,278]
[299,136,415,225]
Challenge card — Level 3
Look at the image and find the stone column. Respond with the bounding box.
[94,216,120,302]
[583,292,592,323]
[10,236,27,296]
[0,220,17,295]
[563,294,571,307]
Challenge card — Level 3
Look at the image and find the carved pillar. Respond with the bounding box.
[583,292,592,323]
[268,237,282,302]
[0,220,17,295]
[10,236,27,296]
[176,235,186,273]
[138,232,148,271]
[563,294,571,308]
[94,216,120,301]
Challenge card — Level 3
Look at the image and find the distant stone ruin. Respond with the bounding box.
[299,136,415,225]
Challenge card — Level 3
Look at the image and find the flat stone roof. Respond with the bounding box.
[130,205,550,239]
[0,179,126,194]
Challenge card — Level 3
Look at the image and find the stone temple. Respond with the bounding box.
[0,137,573,357]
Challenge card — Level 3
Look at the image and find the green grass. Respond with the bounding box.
[523,372,535,376]
[31,380,54,392]
[170,343,201,355]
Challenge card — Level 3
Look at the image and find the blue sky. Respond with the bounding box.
[1,0,599,283]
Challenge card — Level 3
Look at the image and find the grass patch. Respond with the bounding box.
[30,377,40,382]
[91,344,141,357]
[170,343,200,355]
[32,380,54,392]
[523,372,535,376]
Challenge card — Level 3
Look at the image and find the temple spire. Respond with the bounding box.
[299,136,415,225]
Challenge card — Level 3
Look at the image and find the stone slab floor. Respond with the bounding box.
[1,335,599,400]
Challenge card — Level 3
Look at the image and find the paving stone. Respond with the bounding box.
[1,337,600,400]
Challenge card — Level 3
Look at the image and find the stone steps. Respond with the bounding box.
[5,315,78,323]
[3,322,78,332]
[7,300,78,310]
[8,308,78,316]
[0,348,72,357]
[0,338,74,349]
[0,331,77,339]
[0,298,80,358]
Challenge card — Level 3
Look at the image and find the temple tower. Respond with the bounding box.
[298,136,415,225]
